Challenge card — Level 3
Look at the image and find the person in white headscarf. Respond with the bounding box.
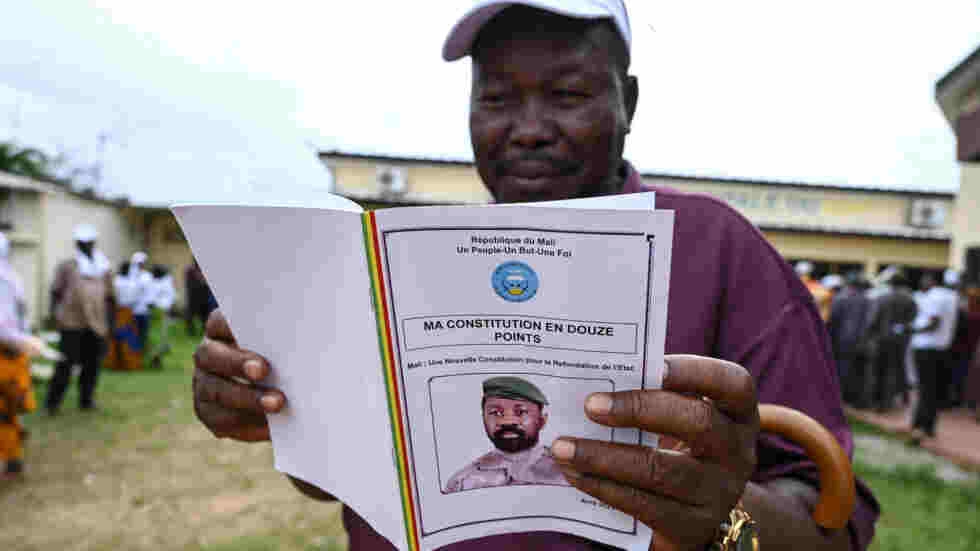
[0,232,42,477]
[108,252,154,371]
[149,265,176,312]
[124,251,153,349]
[144,265,178,369]
[45,224,115,413]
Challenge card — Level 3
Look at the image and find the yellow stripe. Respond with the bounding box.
[362,213,419,550]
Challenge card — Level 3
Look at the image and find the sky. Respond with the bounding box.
[1,1,978,206]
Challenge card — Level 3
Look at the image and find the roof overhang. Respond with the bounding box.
[0,171,62,194]
[322,150,957,196]
[936,46,980,126]
[759,220,951,242]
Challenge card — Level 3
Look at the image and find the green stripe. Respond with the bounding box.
[361,213,416,549]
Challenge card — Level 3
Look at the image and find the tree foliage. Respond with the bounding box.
[0,141,67,185]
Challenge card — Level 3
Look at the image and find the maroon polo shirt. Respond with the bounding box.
[342,165,879,550]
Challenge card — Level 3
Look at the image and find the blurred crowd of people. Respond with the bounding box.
[0,224,214,479]
[796,261,980,441]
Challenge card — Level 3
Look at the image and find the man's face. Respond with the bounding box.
[469,19,636,203]
[483,396,547,453]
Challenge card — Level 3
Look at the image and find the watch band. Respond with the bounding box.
[708,500,759,551]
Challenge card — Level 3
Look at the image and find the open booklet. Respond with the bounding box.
[172,192,673,551]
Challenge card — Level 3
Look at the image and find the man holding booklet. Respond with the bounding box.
[189,1,878,550]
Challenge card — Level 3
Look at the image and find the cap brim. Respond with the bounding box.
[442,0,613,61]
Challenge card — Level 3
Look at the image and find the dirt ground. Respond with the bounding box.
[1,353,346,551]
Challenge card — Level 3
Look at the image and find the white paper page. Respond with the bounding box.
[371,204,673,551]
[172,192,366,212]
[171,203,405,548]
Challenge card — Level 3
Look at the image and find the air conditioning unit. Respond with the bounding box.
[376,166,407,196]
[907,200,946,229]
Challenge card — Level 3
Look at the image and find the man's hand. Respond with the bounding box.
[552,354,759,551]
[192,310,286,442]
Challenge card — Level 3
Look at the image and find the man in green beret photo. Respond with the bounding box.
[444,376,569,493]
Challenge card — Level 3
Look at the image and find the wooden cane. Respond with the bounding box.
[758,404,856,530]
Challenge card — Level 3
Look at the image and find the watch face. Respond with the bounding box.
[736,523,759,551]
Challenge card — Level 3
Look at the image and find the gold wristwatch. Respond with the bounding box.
[708,501,759,551]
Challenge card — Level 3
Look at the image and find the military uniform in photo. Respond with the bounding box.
[445,376,568,493]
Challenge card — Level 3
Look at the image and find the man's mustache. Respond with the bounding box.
[493,425,526,438]
[492,154,581,177]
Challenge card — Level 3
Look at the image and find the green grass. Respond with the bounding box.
[6,321,347,551]
[848,418,896,440]
[848,410,980,549]
[23,322,198,443]
[855,460,980,551]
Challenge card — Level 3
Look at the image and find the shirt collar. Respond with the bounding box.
[620,160,645,195]
[480,443,546,467]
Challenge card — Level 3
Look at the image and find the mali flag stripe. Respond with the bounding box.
[362,211,421,551]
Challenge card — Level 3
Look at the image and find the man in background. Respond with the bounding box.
[909,272,959,439]
[862,272,917,411]
[46,224,114,413]
[828,272,871,404]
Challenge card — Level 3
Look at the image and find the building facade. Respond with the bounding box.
[936,45,980,283]
[321,151,955,282]
[1,171,191,329]
[7,138,964,333]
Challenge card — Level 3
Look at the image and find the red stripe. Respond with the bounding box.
[369,212,420,547]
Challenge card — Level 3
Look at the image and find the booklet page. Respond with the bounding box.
[370,205,672,551]
[171,204,404,546]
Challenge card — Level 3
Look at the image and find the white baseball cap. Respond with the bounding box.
[131,251,148,265]
[442,0,632,62]
[944,268,960,287]
[821,274,844,290]
[73,224,98,242]
[794,261,814,276]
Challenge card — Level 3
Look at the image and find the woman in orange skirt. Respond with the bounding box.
[0,232,42,478]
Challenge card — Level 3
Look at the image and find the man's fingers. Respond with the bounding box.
[192,369,283,443]
[198,310,271,382]
[194,336,270,382]
[661,355,757,421]
[204,309,236,345]
[194,400,271,442]
[551,438,737,506]
[194,369,285,414]
[559,470,719,548]
[584,390,743,460]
